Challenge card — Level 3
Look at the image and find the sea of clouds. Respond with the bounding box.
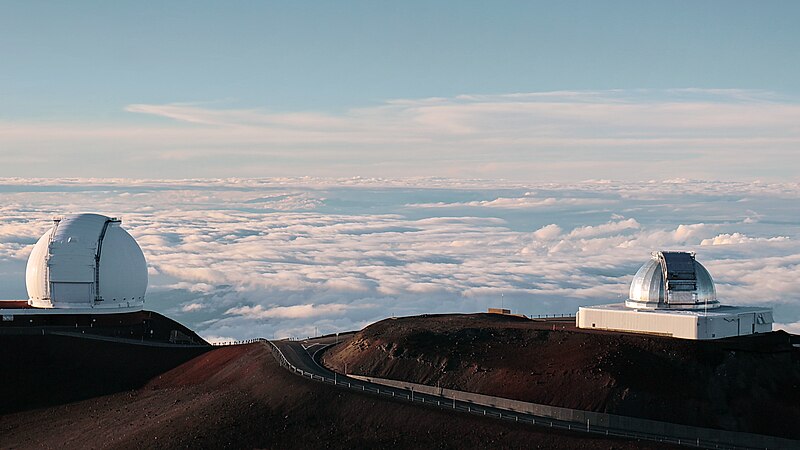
[0,178,798,342]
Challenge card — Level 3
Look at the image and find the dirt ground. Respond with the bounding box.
[0,342,677,450]
[323,313,800,439]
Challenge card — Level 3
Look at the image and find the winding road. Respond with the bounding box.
[270,335,798,450]
[271,336,675,447]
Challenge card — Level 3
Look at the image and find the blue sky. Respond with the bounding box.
[1,1,799,179]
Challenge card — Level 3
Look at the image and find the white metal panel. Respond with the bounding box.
[48,246,95,283]
[25,228,53,305]
[96,223,148,304]
[51,282,93,303]
[702,316,739,339]
[739,313,755,336]
[578,306,699,339]
[755,311,773,333]
[629,258,663,304]
[755,323,772,333]
[46,214,107,307]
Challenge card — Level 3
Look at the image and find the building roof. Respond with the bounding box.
[582,302,771,317]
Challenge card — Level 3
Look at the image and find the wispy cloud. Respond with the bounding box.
[226,303,350,320]
[2,90,800,179]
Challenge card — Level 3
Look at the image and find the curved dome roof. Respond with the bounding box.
[26,213,148,309]
[627,251,717,310]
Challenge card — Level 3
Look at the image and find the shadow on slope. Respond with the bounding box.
[0,342,677,449]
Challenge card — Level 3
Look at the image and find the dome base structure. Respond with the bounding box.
[577,304,773,340]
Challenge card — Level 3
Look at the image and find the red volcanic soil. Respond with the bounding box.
[0,342,676,450]
[322,313,800,439]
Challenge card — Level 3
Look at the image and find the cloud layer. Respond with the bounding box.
[0,178,798,340]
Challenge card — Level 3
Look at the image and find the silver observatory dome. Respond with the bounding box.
[627,251,718,310]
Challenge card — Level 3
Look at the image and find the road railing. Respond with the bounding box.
[528,313,576,319]
[211,338,268,346]
[264,340,798,450]
[353,375,798,450]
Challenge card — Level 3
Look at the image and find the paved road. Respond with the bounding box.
[271,336,628,439]
[269,336,794,450]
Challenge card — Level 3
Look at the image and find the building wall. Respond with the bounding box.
[697,310,773,338]
[577,306,773,340]
[577,308,699,339]
[755,310,774,333]
[739,313,755,335]
[700,315,737,339]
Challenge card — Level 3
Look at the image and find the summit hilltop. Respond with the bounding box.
[323,313,800,439]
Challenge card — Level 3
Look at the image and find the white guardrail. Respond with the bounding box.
[263,340,798,450]
[212,338,268,346]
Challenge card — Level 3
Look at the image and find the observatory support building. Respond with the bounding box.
[577,251,773,340]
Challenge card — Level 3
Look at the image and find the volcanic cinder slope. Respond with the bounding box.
[322,313,800,439]
[0,342,678,449]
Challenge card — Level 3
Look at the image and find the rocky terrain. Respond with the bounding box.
[0,342,676,449]
[322,313,800,439]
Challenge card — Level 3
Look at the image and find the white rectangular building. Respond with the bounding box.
[577,304,773,340]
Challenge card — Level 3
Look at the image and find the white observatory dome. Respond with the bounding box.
[626,251,717,310]
[25,214,148,309]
